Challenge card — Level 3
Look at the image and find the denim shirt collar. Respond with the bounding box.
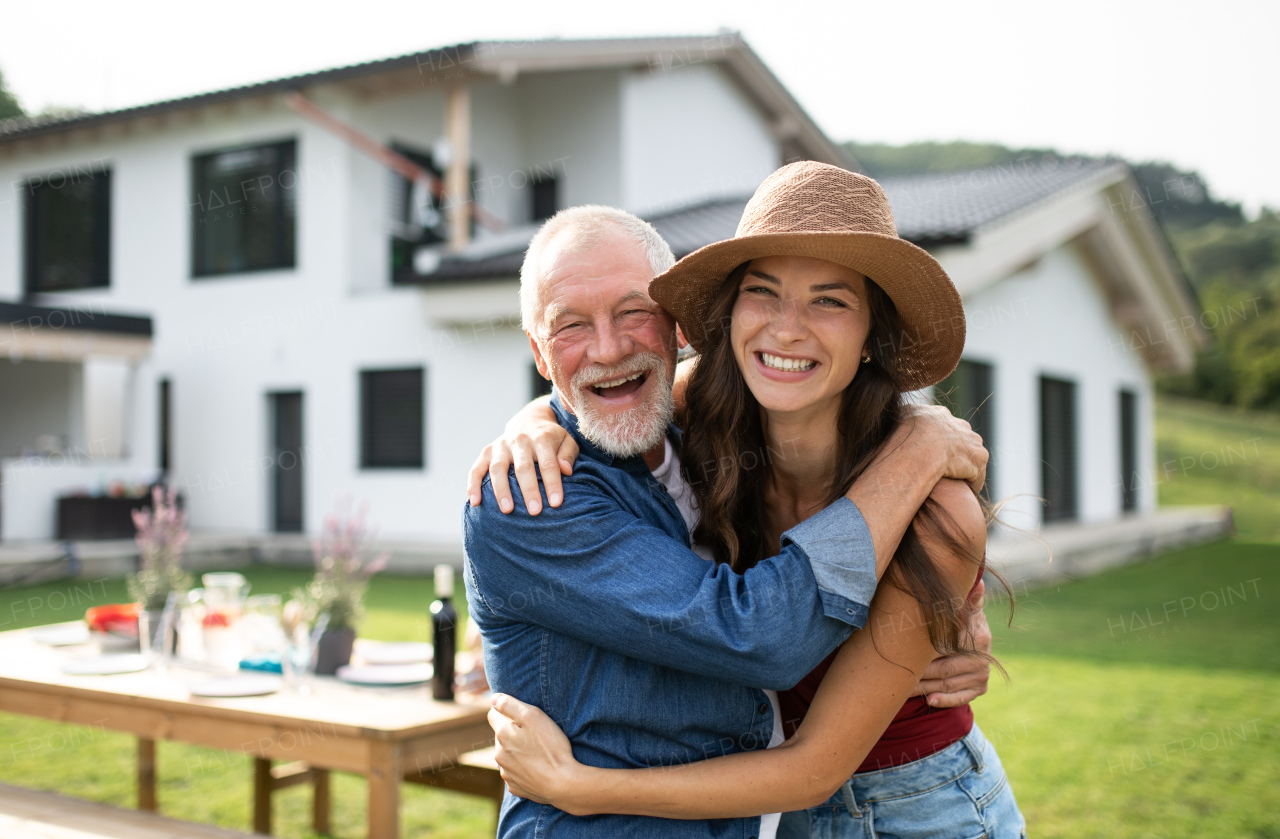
[549,390,681,478]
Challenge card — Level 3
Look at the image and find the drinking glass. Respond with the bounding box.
[281,628,314,695]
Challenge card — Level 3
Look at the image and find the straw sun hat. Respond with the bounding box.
[648,161,965,391]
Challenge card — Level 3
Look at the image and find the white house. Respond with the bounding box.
[0,35,1224,577]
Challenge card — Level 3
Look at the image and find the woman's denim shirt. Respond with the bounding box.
[464,395,878,838]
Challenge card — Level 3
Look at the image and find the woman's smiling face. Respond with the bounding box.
[730,255,872,419]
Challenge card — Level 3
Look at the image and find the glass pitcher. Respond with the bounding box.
[201,572,251,619]
[200,572,251,669]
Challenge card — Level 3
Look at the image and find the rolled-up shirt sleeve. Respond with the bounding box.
[780,497,877,628]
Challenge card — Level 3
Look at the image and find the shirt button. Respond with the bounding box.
[757,702,769,715]
[847,608,855,614]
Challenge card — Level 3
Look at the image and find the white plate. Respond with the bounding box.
[186,674,282,697]
[59,654,149,675]
[336,664,432,686]
[358,641,433,665]
[31,624,90,646]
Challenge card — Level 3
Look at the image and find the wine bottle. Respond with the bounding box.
[430,564,457,701]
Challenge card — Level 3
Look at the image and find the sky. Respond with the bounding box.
[3,0,1276,214]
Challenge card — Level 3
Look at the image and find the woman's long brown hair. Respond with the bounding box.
[680,263,1013,660]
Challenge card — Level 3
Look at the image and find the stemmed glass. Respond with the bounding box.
[280,605,324,695]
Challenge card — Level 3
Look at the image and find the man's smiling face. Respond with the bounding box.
[528,227,678,458]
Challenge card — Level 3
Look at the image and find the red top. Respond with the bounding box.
[776,571,982,773]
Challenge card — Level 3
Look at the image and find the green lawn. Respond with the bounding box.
[970,396,1280,837]
[0,396,1276,837]
[979,540,1279,837]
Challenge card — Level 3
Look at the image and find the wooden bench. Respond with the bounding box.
[403,745,505,802]
[0,781,254,839]
[251,748,504,834]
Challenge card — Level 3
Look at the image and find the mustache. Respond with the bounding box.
[570,352,665,391]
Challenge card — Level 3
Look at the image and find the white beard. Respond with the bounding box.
[568,353,674,459]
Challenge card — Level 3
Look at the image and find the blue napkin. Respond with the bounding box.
[239,652,283,673]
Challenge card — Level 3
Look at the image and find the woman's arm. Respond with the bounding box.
[489,479,986,818]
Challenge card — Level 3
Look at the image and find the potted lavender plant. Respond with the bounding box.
[294,501,388,675]
[128,485,192,652]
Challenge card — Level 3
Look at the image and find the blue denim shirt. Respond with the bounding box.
[463,394,878,838]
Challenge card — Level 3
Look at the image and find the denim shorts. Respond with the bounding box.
[776,724,1026,839]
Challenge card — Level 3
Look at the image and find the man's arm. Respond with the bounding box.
[464,473,867,691]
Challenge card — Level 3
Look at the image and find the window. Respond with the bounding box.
[361,368,425,468]
[531,174,558,222]
[936,359,995,502]
[1119,389,1138,512]
[530,362,553,400]
[270,391,305,532]
[24,166,111,292]
[158,378,172,473]
[191,139,296,277]
[1040,376,1078,522]
[389,143,446,281]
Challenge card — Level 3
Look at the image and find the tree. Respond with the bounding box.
[844,140,1061,177]
[840,139,1279,412]
[0,68,23,121]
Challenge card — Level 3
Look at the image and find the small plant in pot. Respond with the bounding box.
[294,500,388,675]
[128,485,192,653]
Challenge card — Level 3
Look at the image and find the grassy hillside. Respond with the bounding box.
[1155,395,1280,540]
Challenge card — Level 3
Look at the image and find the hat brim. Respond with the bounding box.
[650,231,966,391]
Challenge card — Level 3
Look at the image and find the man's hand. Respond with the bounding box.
[465,397,578,515]
[900,404,988,495]
[913,580,993,707]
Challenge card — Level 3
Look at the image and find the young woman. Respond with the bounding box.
[473,162,1025,838]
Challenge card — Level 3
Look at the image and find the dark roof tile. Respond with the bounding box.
[408,157,1127,284]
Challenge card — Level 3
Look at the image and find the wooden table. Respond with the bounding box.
[0,623,495,839]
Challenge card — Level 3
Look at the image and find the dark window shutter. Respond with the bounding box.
[24,166,111,292]
[191,139,297,277]
[1119,390,1138,512]
[361,368,425,469]
[936,359,996,502]
[1040,376,1078,522]
[271,391,305,533]
[530,362,553,400]
[531,175,558,222]
[159,379,172,473]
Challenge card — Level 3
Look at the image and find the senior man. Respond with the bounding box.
[462,205,990,839]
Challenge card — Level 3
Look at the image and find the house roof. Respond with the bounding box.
[878,157,1125,245]
[0,35,850,168]
[409,157,1128,283]
[0,301,153,362]
[0,43,483,144]
[0,301,153,336]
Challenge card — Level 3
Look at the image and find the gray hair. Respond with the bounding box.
[519,205,676,335]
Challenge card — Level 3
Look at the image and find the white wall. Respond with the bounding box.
[0,457,159,541]
[517,70,624,211]
[621,64,780,216]
[958,243,1156,532]
[0,359,81,457]
[0,64,1162,547]
[0,88,563,543]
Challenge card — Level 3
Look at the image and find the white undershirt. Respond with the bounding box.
[651,438,786,839]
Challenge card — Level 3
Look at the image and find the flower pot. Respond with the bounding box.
[314,627,356,675]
